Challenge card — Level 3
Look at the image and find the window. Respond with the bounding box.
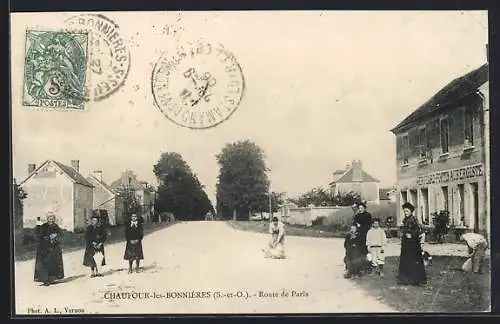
[464,109,474,146]
[402,134,409,164]
[418,127,427,159]
[440,118,449,154]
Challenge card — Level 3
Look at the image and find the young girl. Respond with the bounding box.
[344,225,365,278]
[124,214,145,273]
[83,216,107,277]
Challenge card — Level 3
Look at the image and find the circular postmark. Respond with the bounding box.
[65,14,131,101]
[151,39,245,129]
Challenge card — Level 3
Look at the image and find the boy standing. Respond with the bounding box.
[366,218,387,277]
[344,225,364,278]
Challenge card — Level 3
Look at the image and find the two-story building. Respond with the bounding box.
[390,63,489,238]
[19,159,94,232]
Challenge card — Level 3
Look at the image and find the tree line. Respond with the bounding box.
[13,139,361,223]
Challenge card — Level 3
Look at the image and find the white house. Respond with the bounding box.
[20,160,94,232]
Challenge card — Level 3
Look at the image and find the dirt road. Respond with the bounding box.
[14,221,396,315]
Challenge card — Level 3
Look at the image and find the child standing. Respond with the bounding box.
[344,225,364,278]
[366,218,387,277]
[124,214,144,273]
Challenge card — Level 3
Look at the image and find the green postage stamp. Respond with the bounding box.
[23,30,89,109]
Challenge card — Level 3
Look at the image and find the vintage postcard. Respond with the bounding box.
[10,11,491,315]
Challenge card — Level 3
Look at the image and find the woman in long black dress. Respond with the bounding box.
[124,214,144,273]
[397,202,427,285]
[83,216,107,277]
[34,212,65,286]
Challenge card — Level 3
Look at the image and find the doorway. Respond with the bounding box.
[471,183,479,232]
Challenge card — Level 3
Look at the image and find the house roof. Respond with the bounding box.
[87,174,116,196]
[333,168,380,184]
[390,63,489,134]
[19,160,94,188]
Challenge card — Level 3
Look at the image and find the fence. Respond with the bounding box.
[280,206,347,227]
[280,203,397,228]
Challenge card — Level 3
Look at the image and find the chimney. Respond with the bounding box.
[71,160,80,172]
[28,164,36,175]
[352,160,363,182]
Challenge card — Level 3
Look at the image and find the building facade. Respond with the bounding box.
[20,160,94,232]
[390,63,489,238]
[110,171,155,222]
[87,174,125,226]
[329,160,380,204]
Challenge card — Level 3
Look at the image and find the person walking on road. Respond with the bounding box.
[34,211,65,286]
[397,202,427,286]
[124,214,145,273]
[263,216,286,259]
[83,216,107,277]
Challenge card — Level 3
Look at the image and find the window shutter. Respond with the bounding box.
[429,119,440,149]
[396,136,403,160]
[450,108,464,146]
[409,128,419,156]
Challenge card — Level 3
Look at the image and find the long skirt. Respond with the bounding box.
[344,249,365,275]
[124,240,144,260]
[34,244,64,283]
[397,238,427,285]
[83,245,106,268]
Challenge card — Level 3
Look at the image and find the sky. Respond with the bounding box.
[11,10,488,206]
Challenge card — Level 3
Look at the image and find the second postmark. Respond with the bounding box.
[151,39,245,129]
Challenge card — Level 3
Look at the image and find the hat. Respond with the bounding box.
[402,202,415,212]
[272,216,279,221]
[357,202,366,209]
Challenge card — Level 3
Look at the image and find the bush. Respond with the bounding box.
[431,210,450,243]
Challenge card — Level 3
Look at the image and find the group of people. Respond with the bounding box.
[343,201,428,284]
[343,201,488,285]
[34,212,146,286]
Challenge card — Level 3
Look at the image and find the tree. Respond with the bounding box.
[289,188,361,207]
[216,140,269,220]
[13,179,27,229]
[153,152,214,220]
[270,191,286,213]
